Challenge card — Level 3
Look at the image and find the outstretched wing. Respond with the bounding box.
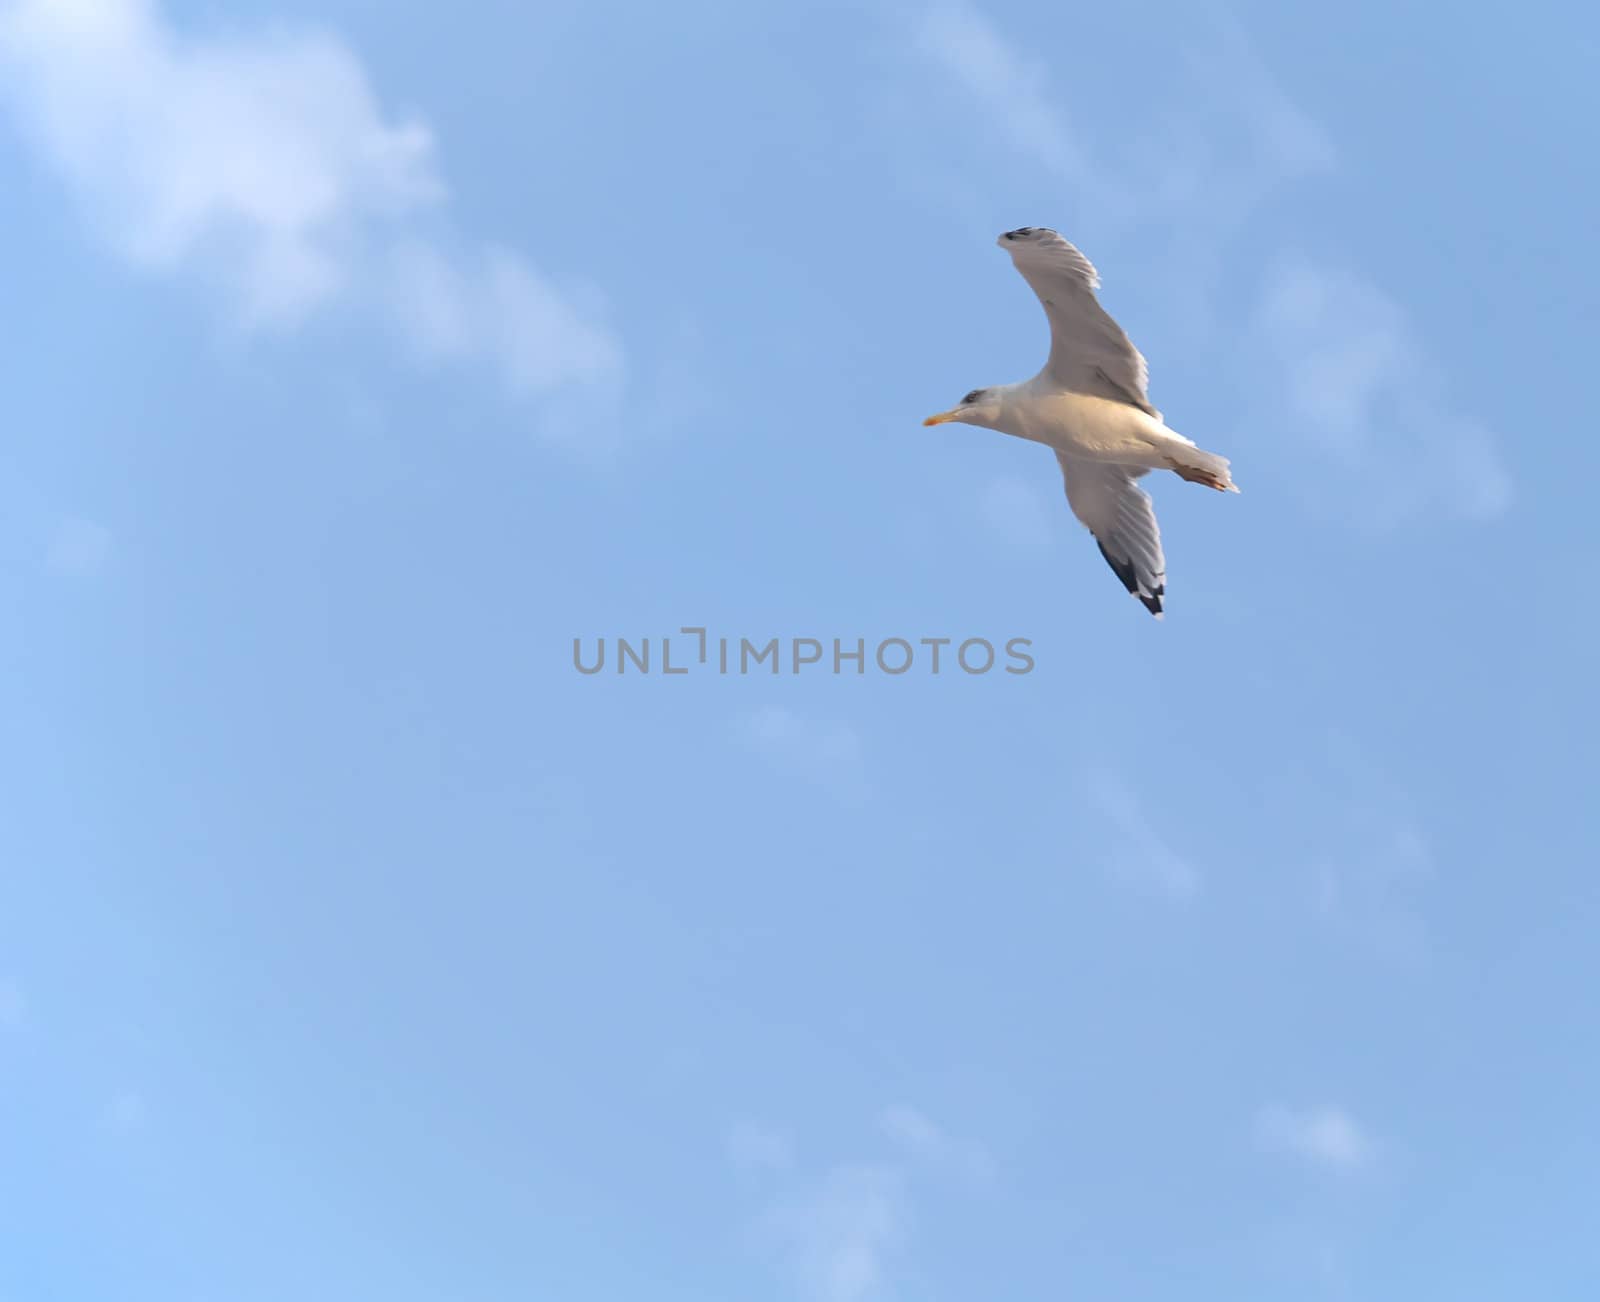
[1056,453,1166,618]
[998,227,1158,418]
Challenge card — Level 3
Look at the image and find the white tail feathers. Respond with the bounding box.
[1164,444,1239,493]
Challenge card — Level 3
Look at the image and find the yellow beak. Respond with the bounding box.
[922,409,961,426]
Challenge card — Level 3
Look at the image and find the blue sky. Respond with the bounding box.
[2,0,1597,1298]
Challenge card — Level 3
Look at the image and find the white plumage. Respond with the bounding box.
[924,227,1238,618]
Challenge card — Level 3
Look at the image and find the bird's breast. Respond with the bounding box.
[1004,391,1156,457]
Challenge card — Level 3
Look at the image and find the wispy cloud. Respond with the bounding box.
[914,2,1118,212]
[1083,772,1201,900]
[1253,257,1512,525]
[765,1163,906,1302]
[1313,818,1431,961]
[878,1105,944,1158]
[1181,20,1335,180]
[734,1106,993,1300]
[734,706,869,805]
[903,1,1508,523]
[879,1104,995,1186]
[0,0,622,428]
[1271,732,1434,960]
[384,239,620,403]
[1255,1103,1375,1171]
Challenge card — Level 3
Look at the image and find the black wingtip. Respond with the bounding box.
[1096,541,1164,618]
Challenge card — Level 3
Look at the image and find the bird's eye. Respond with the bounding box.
[962,389,983,404]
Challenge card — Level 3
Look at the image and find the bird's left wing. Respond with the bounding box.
[999,227,1158,418]
[1056,453,1166,617]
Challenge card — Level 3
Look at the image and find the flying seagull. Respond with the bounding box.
[924,227,1238,618]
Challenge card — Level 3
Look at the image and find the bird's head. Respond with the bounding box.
[923,387,1002,430]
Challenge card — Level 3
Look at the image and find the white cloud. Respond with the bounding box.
[44,514,111,576]
[727,1120,795,1175]
[1255,1103,1374,1171]
[1083,773,1200,900]
[0,0,436,319]
[879,1105,995,1187]
[738,1106,995,1300]
[1313,814,1431,960]
[0,980,24,1028]
[385,239,621,396]
[735,706,868,805]
[878,1105,944,1158]
[1272,732,1434,960]
[1165,16,1334,206]
[904,1,1507,524]
[1253,257,1512,525]
[915,2,1117,210]
[0,0,621,423]
[766,1163,905,1302]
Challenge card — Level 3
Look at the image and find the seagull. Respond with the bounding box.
[924,227,1238,618]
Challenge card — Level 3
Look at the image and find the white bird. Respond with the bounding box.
[924,227,1238,618]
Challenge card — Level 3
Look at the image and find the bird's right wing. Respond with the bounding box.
[1056,453,1166,617]
[999,227,1159,418]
